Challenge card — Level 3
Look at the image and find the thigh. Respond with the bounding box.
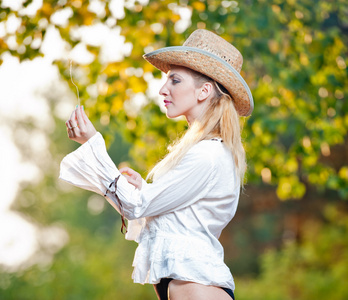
[168,280,232,300]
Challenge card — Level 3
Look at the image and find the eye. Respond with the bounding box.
[172,78,180,84]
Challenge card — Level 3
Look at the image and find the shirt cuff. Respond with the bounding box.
[59,132,120,196]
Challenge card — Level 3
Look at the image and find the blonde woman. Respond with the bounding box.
[61,29,253,300]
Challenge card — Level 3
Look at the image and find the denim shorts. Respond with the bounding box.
[154,278,235,300]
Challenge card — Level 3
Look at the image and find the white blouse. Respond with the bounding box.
[59,132,240,291]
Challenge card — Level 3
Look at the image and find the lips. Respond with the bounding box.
[164,100,172,106]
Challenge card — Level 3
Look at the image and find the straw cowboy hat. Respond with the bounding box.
[143,29,254,116]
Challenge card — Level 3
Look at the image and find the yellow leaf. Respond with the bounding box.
[103,64,119,76]
[111,98,123,114]
[143,63,155,73]
[129,76,146,93]
[170,14,181,23]
[192,2,206,12]
[276,176,306,200]
[40,3,53,17]
[339,167,348,180]
[111,80,126,93]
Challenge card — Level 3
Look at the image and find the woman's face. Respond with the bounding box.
[159,66,203,124]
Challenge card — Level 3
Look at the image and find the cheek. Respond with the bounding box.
[176,86,194,99]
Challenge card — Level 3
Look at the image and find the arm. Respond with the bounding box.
[60,134,217,220]
[118,148,217,219]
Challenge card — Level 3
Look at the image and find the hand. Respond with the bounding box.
[119,167,143,190]
[65,105,97,144]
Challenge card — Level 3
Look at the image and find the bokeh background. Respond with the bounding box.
[1,0,347,299]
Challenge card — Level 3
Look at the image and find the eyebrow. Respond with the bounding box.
[168,73,183,79]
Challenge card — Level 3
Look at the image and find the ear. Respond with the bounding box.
[197,82,214,101]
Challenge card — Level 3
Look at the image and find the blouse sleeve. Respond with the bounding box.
[59,132,217,220]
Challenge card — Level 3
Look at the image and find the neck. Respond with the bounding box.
[186,116,195,127]
[186,97,211,127]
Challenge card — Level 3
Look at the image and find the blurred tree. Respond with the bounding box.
[0,0,347,299]
[1,0,347,198]
[235,204,348,300]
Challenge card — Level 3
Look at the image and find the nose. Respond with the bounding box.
[159,81,169,96]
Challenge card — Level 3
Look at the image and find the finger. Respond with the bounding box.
[123,175,138,187]
[67,128,75,138]
[119,167,132,175]
[121,168,139,180]
[76,106,87,132]
[127,177,138,186]
[69,108,76,122]
[66,120,71,129]
[81,106,90,123]
[121,173,131,181]
[69,109,78,128]
[122,173,134,182]
[69,122,78,130]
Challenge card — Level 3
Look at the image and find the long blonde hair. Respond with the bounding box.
[147,68,246,185]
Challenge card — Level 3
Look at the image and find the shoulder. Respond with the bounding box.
[191,139,230,158]
[186,139,233,168]
[175,140,218,172]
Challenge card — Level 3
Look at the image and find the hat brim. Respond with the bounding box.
[143,46,254,116]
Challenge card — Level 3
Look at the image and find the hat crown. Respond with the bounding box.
[183,29,243,73]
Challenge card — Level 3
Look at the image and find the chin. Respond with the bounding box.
[166,111,180,119]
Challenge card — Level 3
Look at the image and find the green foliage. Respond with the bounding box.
[1,0,348,299]
[1,0,347,199]
[235,204,348,300]
[0,225,155,300]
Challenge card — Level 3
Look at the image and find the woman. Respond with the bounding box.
[60,29,253,300]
